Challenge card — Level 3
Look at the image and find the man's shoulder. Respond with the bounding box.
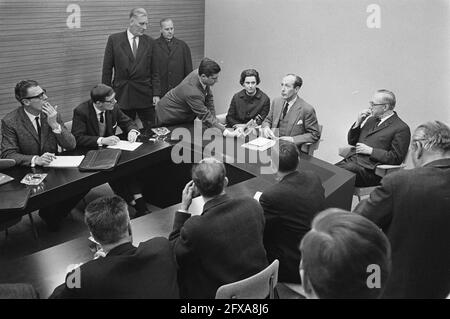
[108,31,126,41]
[74,100,91,113]
[2,108,21,123]
[295,97,315,111]
[391,113,410,130]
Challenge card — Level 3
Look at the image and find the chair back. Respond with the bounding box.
[215,259,279,299]
[301,124,323,156]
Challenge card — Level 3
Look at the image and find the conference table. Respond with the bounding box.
[0,122,355,298]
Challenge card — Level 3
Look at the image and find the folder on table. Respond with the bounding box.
[79,149,122,171]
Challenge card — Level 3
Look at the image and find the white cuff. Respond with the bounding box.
[31,155,38,167]
[97,137,103,146]
[52,124,62,134]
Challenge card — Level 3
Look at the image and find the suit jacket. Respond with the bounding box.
[260,171,325,283]
[262,96,320,145]
[169,194,269,299]
[155,36,193,97]
[155,69,222,130]
[71,100,138,148]
[102,31,160,109]
[354,158,450,299]
[1,107,75,166]
[345,112,410,170]
[226,88,270,127]
[50,237,180,299]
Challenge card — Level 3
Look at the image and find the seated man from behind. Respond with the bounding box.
[259,141,325,283]
[1,79,84,231]
[261,74,320,151]
[300,208,391,299]
[354,121,450,299]
[71,84,149,217]
[50,195,179,299]
[155,57,226,132]
[169,158,268,298]
[336,89,410,187]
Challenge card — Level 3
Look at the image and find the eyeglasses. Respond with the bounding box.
[25,89,47,100]
[369,101,386,107]
[103,97,116,104]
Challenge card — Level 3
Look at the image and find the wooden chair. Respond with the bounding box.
[338,145,406,201]
[215,259,279,299]
[301,124,323,156]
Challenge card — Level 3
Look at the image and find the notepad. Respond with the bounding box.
[107,141,142,151]
[242,137,276,151]
[45,156,85,168]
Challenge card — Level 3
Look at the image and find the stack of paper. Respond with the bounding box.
[242,137,276,151]
[108,141,142,151]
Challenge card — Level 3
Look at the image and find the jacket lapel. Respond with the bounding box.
[367,113,398,136]
[119,31,134,64]
[157,36,170,55]
[18,107,40,144]
[285,97,302,133]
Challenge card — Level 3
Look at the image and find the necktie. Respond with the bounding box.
[281,101,289,120]
[35,116,41,139]
[99,112,105,123]
[132,36,138,58]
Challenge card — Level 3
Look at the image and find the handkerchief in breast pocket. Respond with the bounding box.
[112,122,118,129]
[296,119,303,125]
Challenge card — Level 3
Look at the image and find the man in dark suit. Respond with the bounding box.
[102,8,160,132]
[1,80,83,230]
[354,121,450,299]
[50,195,179,299]
[155,58,226,132]
[155,18,193,97]
[71,84,149,216]
[169,158,268,299]
[261,74,321,150]
[260,141,325,283]
[336,89,411,187]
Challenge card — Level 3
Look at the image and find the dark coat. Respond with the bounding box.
[345,112,410,170]
[50,238,180,299]
[260,171,325,283]
[102,31,160,109]
[71,100,138,148]
[226,88,270,127]
[169,194,268,299]
[155,36,193,97]
[354,158,450,298]
[1,107,75,166]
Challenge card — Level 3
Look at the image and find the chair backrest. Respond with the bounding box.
[64,120,73,132]
[301,124,323,156]
[215,259,279,299]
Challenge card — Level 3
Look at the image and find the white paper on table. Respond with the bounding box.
[107,141,142,151]
[241,137,276,151]
[45,156,85,168]
[189,196,205,216]
[254,191,263,202]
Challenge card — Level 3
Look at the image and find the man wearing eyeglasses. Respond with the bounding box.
[336,89,410,187]
[1,79,83,231]
[71,84,150,217]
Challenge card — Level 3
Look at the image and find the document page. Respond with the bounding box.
[242,137,276,151]
[108,141,142,151]
[45,156,85,168]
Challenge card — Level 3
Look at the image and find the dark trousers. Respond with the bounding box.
[38,191,88,226]
[122,107,155,132]
[336,157,381,187]
[109,178,143,203]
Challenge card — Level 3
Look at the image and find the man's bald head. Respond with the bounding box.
[192,158,227,197]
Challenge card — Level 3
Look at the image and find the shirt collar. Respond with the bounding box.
[198,75,207,91]
[127,29,136,41]
[92,104,104,115]
[285,95,297,108]
[378,112,395,125]
[24,108,40,122]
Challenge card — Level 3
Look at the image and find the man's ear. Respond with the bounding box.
[21,99,30,106]
[224,176,229,188]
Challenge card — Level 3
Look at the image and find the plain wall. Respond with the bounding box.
[205,0,449,165]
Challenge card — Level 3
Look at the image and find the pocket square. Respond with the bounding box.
[296,119,303,125]
[112,122,118,128]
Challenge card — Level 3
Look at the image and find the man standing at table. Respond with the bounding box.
[102,8,160,132]
[155,18,193,97]
[155,57,226,132]
[261,74,320,151]
[1,80,83,231]
[71,84,149,217]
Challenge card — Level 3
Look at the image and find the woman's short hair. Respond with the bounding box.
[239,69,260,86]
[300,208,391,299]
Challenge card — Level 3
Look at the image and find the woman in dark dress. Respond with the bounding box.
[226,69,270,128]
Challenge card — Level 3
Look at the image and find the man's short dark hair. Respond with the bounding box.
[239,69,260,86]
[85,195,130,245]
[273,141,299,173]
[192,158,226,197]
[286,74,303,89]
[198,58,221,77]
[90,84,114,103]
[15,79,39,103]
[300,208,391,299]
